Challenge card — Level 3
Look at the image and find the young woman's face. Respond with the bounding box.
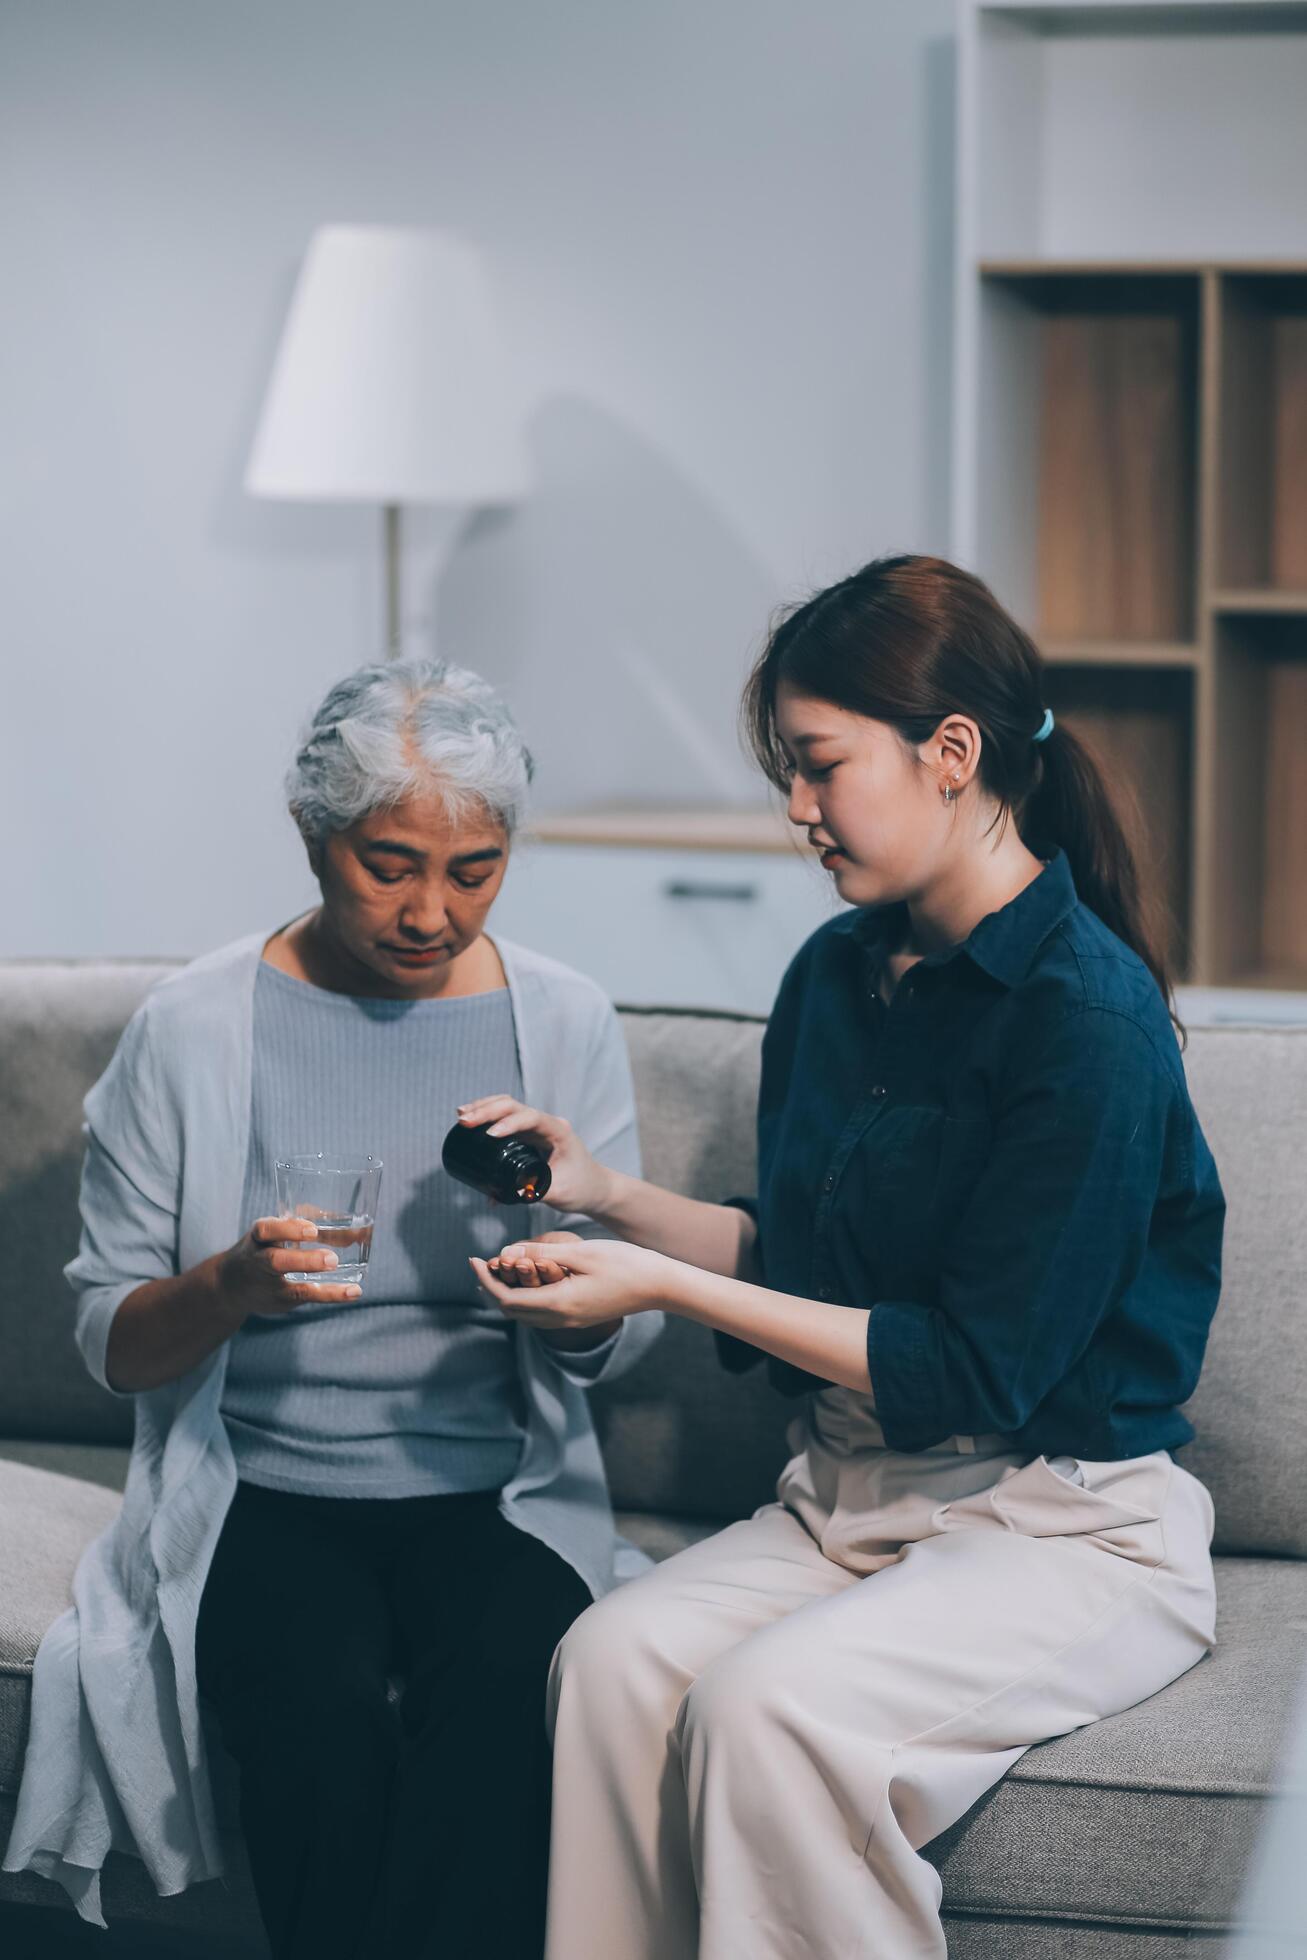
[311,785,509,994]
[775,683,951,909]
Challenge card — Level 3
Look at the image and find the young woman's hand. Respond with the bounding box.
[214,1217,362,1326]
[454,1096,614,1216]
[471,1237,678,1330]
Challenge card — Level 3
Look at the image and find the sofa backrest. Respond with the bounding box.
[1175,1030,1307,1557]
[1,962,1303,1557]
[0,963,167,1446]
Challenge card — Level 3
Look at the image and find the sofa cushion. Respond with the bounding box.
[0,962,169,1445]
[1174,1030,1307,1559]
[0,1439,132,1492]
[932,1555,1307,1931]
[598,1313,793,1523]
[0,1458,120,1793]
[597,1008,795,1521]
[939,1922,1224,1957]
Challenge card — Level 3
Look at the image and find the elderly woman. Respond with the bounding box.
[4,659,660,1960]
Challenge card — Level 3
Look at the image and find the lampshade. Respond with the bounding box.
[246,225,530,506]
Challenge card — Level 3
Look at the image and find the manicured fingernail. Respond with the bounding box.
[324,1252,338,1268]
[346,1285,362,1297]
[302,1223,318,1236]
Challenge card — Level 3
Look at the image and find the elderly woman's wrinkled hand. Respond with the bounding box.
[215,1216,363,1326]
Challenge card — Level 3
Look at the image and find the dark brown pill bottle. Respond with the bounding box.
[441,1121,553,1205]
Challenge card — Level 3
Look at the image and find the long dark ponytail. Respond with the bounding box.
[742,554,1180,1028]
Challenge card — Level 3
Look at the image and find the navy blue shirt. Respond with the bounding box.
[725,851,1224,1460]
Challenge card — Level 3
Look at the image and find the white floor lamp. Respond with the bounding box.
[245,224,529,660]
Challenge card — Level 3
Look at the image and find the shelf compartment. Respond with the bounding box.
[1208,615,1307,987]
[968,6,1307,265]
[1041,663,1194,974]
[1216,273,1307,593]
[980,272,1199,646]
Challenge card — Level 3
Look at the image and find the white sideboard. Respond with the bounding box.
[492,807,1307,1024]
[492,809,846,1017]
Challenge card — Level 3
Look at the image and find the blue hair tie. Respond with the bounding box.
[1033,707,1055,744]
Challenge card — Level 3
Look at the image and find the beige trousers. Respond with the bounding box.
[546,1388,1217,1960]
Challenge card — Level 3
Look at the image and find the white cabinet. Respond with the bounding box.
[492,824,846,1017]
[490,812,1307,1022]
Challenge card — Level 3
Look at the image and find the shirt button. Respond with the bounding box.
[823,1173,836,1192]
[871,1084,887,1098]
[817,1284,832,1300]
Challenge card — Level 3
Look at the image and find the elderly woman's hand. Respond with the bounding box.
[215,1217,363,1325]
[470,1237,678,1331]
[454,1096,615,1216]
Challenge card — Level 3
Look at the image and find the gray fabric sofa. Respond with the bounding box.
[1,960,1304,1957]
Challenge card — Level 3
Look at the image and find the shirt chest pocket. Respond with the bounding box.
[840,1104,991,1251]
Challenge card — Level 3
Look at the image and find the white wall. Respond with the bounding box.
[2,0,955,957]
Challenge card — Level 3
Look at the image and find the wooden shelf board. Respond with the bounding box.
[1211,590,1307,615]
[981,261,1307,280]
[976,3,1307,30]
[525,806,805,856]
[1041,639,1199,668]
[1213,969,1307,995]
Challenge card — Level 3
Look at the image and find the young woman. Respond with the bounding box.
[5,659,660,1960]
[466,555,1225,1960]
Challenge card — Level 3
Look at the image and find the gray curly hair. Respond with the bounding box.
[286,658,533,848]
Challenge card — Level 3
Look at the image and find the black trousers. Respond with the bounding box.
[195,1480,592,1960]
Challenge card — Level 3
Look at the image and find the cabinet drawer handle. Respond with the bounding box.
[663,880,759,903]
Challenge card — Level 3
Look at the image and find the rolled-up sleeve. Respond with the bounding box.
[866,1008,1182,1451]
[64,1002,180,1394]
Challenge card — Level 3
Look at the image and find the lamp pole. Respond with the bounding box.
[384,504,402,661]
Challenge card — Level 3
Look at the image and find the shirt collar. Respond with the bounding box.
[839,849,1079,990]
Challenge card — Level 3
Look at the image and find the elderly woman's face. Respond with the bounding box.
[312,786,509,992]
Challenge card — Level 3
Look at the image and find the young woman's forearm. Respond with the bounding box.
[105,1259,241,1393]
[588,1171,760,1280]
[671,1264,872,1392]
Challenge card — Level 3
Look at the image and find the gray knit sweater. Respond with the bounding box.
[224,963,574,1496]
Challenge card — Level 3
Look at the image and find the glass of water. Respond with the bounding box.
[274,1154,383,1292]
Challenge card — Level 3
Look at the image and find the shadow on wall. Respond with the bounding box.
[433,395,779,814]
[206,253,378,668]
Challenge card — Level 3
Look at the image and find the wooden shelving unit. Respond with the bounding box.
[954,2,1307,988]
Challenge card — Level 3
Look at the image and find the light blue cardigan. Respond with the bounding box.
[3,932,662,1925]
